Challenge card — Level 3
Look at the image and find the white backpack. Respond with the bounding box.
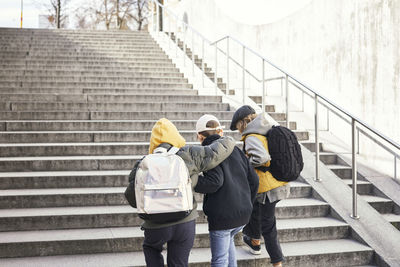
[134,146,193,223]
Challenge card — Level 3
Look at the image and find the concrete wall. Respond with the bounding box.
[165,0,400,177]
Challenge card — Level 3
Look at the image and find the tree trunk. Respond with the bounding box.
[158,0,163,31]
[56,0,61,28]
[104,0,109,30]
[116,0,120,29]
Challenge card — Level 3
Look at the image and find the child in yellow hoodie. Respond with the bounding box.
[127,118,236,267]
[230,106,290,267]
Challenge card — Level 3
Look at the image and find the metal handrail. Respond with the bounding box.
[212,35,400,152]
[150,0,400,219]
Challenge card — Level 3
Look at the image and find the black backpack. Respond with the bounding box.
[255,125,304,182]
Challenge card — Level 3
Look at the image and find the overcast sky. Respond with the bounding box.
[0,0,312,29]
[0,0,83,28]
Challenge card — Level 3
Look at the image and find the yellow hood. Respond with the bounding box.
[149,118,186,154]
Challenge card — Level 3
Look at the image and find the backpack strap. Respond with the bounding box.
[244,133,271,173]
[167,146,180,155]
[255,165,270,173]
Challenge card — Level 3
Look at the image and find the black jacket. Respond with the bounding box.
[195,135,259,231]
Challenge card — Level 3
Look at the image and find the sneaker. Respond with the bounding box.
[243,235,261,255]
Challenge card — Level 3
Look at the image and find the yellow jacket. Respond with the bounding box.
[242,133,288,193]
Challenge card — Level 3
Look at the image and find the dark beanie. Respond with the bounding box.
[230,105,256,130]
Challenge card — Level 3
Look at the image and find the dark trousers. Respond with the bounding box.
[143,220,196,267]
[242,198,284,264]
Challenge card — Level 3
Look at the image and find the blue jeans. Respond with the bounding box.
[209,226,244,267]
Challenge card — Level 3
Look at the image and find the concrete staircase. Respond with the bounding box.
[0,28,376,266]
[168,33,232,95]
[302,142,400,231]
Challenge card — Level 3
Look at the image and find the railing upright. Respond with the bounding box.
[215,43,218,95]
[242,46,245,104]
[191,31,195,76]
[285,74,289,128]
[183,30,186,66]
[315,94,321,182]
[202,39,205,87]
[226,38,230,95]
[156,3,159,33]
[262,59,265,114]
[351,119,360,219]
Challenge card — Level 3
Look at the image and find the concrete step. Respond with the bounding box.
[0,82,193,89]
[0,93,213,103]
[1,76,189,83]
[327,165,364,180]
[0,141,225,157]
[0,40,159,45]
[0,129,308,143]
[0,130,240,143]
[0,239,375,266]
[0,55,172,62]
[1,44,165,51]
[0,219,354,258]
[360,195,394,214]
[0,65,180,73]
[0,196,327,229]
[0,51,169,57]
[0,62,178,69]
[4,102,228,112]
[268,112,286,121]
[0,111,234,121]
[0,40,158,45]
[343,179,373,195]
[382,213,400,230]
[0,168,311,197]
[0,155,143,172]
[0,88,198,95]
[0,94,218,103]
[0,50,166,55]
[0,38,157,43]
[301,141,323,152]
[0,170,130,189]
[318,152,349,165]
[0,30,151,35]
[0,70,183,78]
[0,46,163,51]
[0,59,176,67]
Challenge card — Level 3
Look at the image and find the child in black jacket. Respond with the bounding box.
[194,114,259,267]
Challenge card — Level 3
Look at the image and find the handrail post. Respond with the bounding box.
[314,94,321,182]
[215,43,218,95]
[168,11,171,49]
[326,109,330,131]
[242,46,245,104]
[351,118,360,219]
[156,2,159,33]
[262,59,265,114]
[183,30,186,66]
[226,37,230,95]
[175,19,178,57]
[285,74,289,128]
[202,39,205,87]
[357,128,360,154]
[151,2,154,32]
[394,156,397,180]
[192,31,195,76]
